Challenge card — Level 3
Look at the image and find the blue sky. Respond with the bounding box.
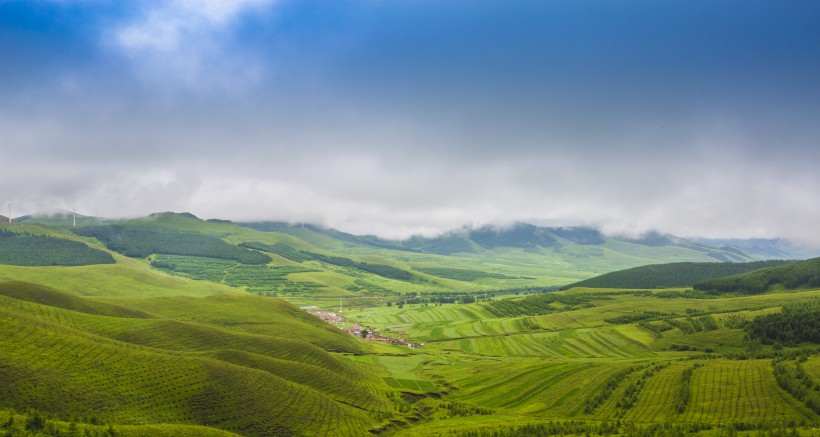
[1,0,820,243]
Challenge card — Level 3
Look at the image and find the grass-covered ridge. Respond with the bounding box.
[412,267,517,281]
[560,260,792,290]
[74,225,270,264]
[0,281,151,318]
[239,241,314,263]
[149,254,322,295]
[0,228,115,266]
[695,257,820,294]
[304,251,423,282]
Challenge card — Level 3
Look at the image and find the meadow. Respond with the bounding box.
[0,216,818,436]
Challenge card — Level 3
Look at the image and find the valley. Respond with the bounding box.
[0,213,818,436]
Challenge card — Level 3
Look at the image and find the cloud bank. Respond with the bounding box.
[1,0,819,245]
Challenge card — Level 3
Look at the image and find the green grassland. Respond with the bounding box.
[561,260,793,290]
[58,212,781,297]
[348,286,820,435]
[1,215,819,436]
[0,280,400,436]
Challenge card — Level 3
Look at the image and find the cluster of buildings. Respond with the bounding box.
[301,306,423,349]
[307,310,345,323]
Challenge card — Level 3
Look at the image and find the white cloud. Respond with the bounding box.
[110,0,278,93]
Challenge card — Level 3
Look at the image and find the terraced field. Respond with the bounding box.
[348,287,820,435]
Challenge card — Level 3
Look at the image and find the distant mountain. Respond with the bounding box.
[238,221,416,252]
[692,238,820,260]
[551,227,607,245]
[612,232,755,262]
[467,223,559,250]
[163,219,816,262]
[10,210,813,292]
[239,221,764,263]
[695,257,820,294]
[561,260,793,290]
[617,231,677,247]
[402,233,478,255]
[403,225,772,262]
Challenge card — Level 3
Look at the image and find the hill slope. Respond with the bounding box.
[560,260,793,290]
[695,257,820,294]
[0,229,115,266]
[0,281,394,436]
[4,210,810,295]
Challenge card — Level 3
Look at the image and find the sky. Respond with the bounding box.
[1,0,820,244]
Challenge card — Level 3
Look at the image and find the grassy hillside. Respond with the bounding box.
[696,257,820,294]
[560,260,793,290]
[1,214,818,436]
[75,225,271,264]
[0,262,238,298]
[0,280,396,436]
[236,219,770,289]
[6,212,777,297]
[0,228,115,266]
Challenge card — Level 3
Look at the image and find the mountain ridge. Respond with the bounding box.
[3,210,816,296]
[237,219,816,261]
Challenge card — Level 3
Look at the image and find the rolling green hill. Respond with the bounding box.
[560,260,793,290]
[74,225,271,264]
[229,218,787,292]
[1,212,818,436]
[695,257,820,294]
[0,228,115,266]
[0,280,396,436]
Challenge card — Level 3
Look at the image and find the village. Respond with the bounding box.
[302,307,423,349]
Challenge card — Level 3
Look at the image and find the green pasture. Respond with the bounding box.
[0,281,398,436]
[0,216,818,436]
[0,261,236,297]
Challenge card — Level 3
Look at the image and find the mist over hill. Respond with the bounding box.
[16,209,102,227]
[237,220,816,261]
[4,210,816,296]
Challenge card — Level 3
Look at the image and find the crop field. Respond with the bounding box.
[432,327,655,358]
[149,254,328,295]
[435,359,633,416]
[342,286,820,435]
